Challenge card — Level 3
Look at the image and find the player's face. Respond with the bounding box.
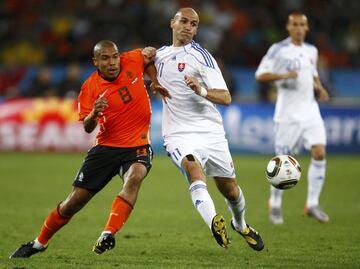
[287,14,309,44]
[171,10,199,46]
[93,46,120,81]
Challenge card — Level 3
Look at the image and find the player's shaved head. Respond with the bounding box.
[288,12,308,24]
[171,7,199,46]
[93,40,118,58]
[286,11,309,45]
[174,7,199,22]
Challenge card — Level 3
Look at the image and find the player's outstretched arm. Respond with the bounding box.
[184,75,231,105]
[256,71,297,82]
[144,63,171,100]
[142,47,171,100]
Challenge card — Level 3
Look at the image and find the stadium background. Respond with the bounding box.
[1,0,359,154]
[1,1,360,268]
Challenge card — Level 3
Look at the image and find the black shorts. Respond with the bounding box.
[73,144,153,192]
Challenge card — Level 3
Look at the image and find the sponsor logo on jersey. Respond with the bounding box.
[178,63,185,72]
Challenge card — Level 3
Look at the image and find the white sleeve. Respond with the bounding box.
[200,58,228,90]
[255,45,278,76]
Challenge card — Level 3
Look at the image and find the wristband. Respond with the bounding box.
[199,87,208,98]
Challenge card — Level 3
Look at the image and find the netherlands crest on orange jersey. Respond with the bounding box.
[178,63,185,72]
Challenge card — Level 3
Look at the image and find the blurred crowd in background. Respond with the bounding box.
[0,0,359,100]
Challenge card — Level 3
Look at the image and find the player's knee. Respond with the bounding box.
[186,164,202,176]
[124,164,147,184]
[182,157,204,180]
[312,145,326,160]
[126,173,146,187]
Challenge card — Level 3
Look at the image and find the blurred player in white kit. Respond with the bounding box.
[255,12,330,224]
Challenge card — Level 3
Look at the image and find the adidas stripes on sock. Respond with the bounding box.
[189,180,216,229]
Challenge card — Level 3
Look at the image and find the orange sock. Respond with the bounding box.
[104,196,133,235]
[37,206,72,245]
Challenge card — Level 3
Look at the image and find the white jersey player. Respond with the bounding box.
[255,12,330,224]
[152,7,264,251]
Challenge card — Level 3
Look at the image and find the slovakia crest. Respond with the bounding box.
[178,63,186,72]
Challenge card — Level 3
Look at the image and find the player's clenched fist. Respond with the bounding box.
[92,97,108,117]
[142,47,156,61]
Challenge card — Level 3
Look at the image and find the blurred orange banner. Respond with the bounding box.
[0,98,95,151]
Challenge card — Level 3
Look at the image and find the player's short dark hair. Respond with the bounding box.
[289,11,306,17]
[93,40,118,58]
[287,11,308,24]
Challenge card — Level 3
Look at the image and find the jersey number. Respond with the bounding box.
[158,62,164,77]
[171,148,182,161]
[286,58,301,71]
[118,86,133,104]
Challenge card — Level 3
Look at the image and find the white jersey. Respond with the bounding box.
[255,37,322,123]
[154,41,228,139]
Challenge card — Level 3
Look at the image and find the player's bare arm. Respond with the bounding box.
[83,96,108,133]
[314,76,329,102]
[184,75,231,105]
[144,63,171,99]
[142,47,156,65]
[256,71,297,82]
[142,47,171,99]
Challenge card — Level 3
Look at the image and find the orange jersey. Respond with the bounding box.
[78,49,151,148]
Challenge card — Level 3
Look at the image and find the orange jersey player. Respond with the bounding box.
[10,40,169,258]
[78,48,152,148]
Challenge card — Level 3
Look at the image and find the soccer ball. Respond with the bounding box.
[266,155,302,190]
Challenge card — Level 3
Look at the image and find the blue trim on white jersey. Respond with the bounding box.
[191,41,215,68]
[157,46,167,52]
[268,38,291,59]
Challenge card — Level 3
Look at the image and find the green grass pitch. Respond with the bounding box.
[1,152,359,269]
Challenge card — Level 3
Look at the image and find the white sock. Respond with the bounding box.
[189,180,216,229]
[269,185,283,208]
[306,159,326,208]
[225,186,247,231]
[33,238,45,249]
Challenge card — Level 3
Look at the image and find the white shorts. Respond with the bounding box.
[164,134,236,178]
[274,120,327,155]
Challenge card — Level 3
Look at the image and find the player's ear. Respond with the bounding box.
[92,57,98,67]
[170,19,175,29]
[286,22,290,32]
[305,24,309,33]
